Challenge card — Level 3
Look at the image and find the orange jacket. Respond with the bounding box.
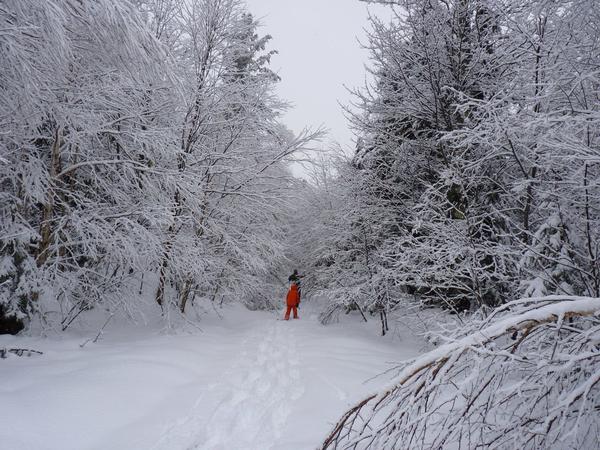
[286,284,300,307]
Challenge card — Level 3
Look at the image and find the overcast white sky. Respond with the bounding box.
[244,0,390,154]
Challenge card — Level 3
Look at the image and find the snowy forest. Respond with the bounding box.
[1,0,600,449]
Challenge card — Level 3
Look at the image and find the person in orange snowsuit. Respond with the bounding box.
[284,283,300,320]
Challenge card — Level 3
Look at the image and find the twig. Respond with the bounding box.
[79,313,114,348]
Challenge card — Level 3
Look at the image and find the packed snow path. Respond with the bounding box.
[1,303,424,450]
[200,320,303,449]
[156,319,304,450]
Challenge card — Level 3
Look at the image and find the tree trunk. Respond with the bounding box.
[36,126,62,267]
[155,234,173,308]
[583,163,599,296]
[380,310,389,336]
[179,278,193,313]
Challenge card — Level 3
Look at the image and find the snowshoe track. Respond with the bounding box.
[199,320,304,449]
[153,319,304,450]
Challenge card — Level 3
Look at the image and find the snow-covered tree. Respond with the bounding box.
[313,0,600,318]
[0,0,177,331]
[0,0,317,332]
[318,0,600,445]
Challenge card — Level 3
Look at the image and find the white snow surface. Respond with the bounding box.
[0,302,423,450]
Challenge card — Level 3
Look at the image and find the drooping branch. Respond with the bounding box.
[323,296,600,449]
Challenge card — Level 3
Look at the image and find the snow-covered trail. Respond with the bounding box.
[156,305,424,450]
[154,317,304,450]
[0,303,424,450]
[200,319,303,449]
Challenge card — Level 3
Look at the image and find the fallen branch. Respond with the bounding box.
[0,348,44,359]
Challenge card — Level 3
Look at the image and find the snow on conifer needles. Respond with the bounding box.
[322,296,600,449]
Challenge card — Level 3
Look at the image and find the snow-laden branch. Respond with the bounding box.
[323,295,600,450]
[53,159,153,179]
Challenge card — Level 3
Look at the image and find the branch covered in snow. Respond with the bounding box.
[322,296,600,449]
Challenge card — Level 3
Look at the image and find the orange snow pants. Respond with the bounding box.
[284,305,298,320]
